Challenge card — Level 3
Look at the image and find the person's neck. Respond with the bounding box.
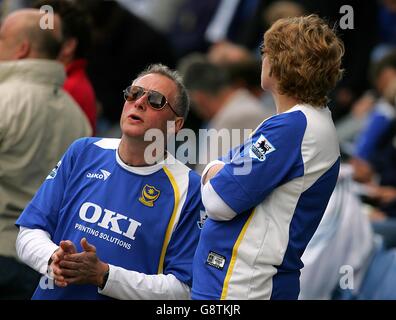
[272,92,299,114]
[58,55,74,67]
[118,136,166,167]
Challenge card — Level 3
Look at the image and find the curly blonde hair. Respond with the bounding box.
[263,14,344,106]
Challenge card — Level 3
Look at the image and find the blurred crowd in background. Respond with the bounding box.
[1,0,396,299]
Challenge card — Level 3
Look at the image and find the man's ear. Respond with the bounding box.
[174,116,184,134]
[58,38,77,62]
[15,39,30,59]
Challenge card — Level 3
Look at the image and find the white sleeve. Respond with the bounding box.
[16,227,59,275]
[200,159,225,186]
[201,159,237,221]
[202,181,237,221]
[98,265,191,300]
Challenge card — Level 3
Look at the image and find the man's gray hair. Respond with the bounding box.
[136,64,190,120]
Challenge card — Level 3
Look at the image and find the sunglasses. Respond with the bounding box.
[123,85,180,117]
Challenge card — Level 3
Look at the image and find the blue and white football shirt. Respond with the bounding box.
[192,104,340,300]
[16,137,202,300]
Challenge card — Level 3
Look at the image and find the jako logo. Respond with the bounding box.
[86,169,111,181]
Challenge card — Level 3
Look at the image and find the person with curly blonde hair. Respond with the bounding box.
[192,15,344,300]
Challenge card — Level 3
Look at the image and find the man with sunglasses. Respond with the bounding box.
[15,64,203,300]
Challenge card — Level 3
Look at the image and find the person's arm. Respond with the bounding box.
[59,171,203,300]
[16,227,77,288]
[201,160,224,185]
[58,238,191,300]
[202,112,308,219]
[200,143,244,185]
[202,180,237,221]
[16,227,58,275]
[99,265,191,300]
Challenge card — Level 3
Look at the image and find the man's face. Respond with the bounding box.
[376,67,396,95]
[120,73,180,140]
[261,53,275,91]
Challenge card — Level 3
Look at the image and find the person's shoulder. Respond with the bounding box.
[0,80,34,105]
[257,108,307,136]
[164,155,201,187]
[90,137,121,150]
[70,137,119,154]
[164,155,191,175]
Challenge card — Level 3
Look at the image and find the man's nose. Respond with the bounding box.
[133,93,149,111]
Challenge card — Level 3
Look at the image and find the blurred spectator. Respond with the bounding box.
[263,1,305,26]
[336,91,376,157]
[337,51,396,160]
[349,75,396,248]
[0,9,91,299]
[167,0,222,58]
[300,165,375,299]
[207,40,276,111]
[205,0,246,43]
[79,0,175,135]
[1,0,32,17]
[116,0,185,33]
[350,52,396,179]
[371,0,396,63]
[180,56,274,174]
[300,165,396,300]
[34,0,97,134]
[378,0,396,46]
[207,40,252,65]
[298,0,379,121]
[369,88,396,207]
[208,1,305,55]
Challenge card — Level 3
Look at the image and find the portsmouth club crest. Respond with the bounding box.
[139,184,160,207]
[249,134,275,161]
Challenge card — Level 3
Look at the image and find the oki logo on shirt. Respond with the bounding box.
[86,169,111,181]
[78,202,141,241]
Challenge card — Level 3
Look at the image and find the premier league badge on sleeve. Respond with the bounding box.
[249,134,275,161]
[46,160,62,180]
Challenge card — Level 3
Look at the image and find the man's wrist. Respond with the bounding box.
[48,248,59,265]
[98,263,110,289]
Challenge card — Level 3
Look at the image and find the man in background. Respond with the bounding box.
[0,9,91,299]
[181,57,272,174]
[34,0,97,134]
